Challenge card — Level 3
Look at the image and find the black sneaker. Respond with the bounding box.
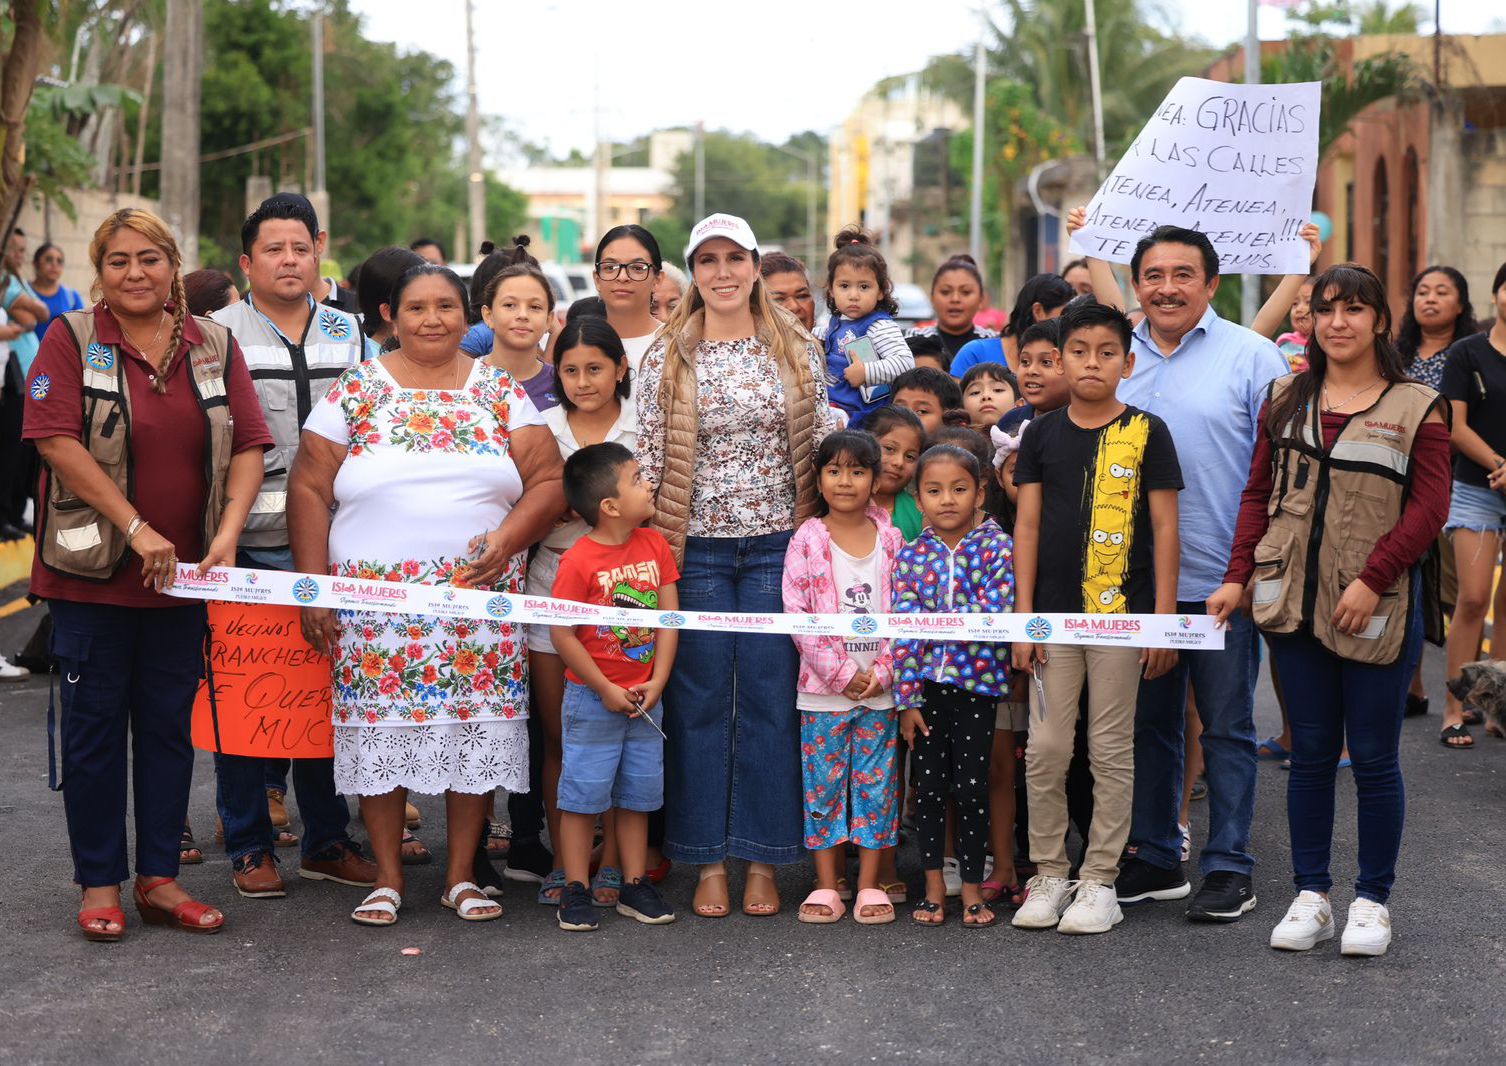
[1114,857,1192,904]
[557,881,599,931]
[616,877,677,925]
[1187,871,1257,922]
[504,837,555,884]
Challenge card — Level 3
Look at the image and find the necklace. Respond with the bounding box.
[397,351,466,391]
[117,309,167,358]
[1322,378,1382,412]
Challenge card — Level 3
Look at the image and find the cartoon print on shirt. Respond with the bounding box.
[606,580,659,665]
[1082,413,1152,614]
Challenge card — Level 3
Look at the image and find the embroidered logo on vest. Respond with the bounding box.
[30,374,51,400]
[85,343,115,371]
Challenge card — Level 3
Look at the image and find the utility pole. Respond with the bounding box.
[464,0,485,261]
[162,0,202,269]
[1084,0,1107,179]
[1241,0,1260,326]
[310,13,328,238]
[694,121,705,223]
[968,14,986,264]
[807,150,818,270]
[592,70,608,243]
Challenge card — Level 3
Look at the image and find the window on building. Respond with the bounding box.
[1404,148,1421,277]
[1373,160,1390,288]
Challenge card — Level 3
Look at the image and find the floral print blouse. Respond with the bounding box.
[637,335,837,538]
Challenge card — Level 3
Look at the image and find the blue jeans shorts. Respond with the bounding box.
[557,680,664,815]
[1445,480,1506,533]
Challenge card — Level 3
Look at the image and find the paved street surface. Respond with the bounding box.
[2,587,1504,1065]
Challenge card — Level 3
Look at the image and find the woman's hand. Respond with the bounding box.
[1140,647,1178,681]
[459,528,516,588]
[300,606,339,658]
[197,530,238,575]
[1332,579,1381,637]
[1011,640,1047,674]
[1066,205,1087,236]
[133,525,180,592]
[1206,582,1248,627]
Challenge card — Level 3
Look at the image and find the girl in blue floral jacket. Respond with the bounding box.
[893,443,1014,928]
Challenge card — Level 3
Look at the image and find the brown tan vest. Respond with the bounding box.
[1249,375,1440,665]
[37,310,236,582]
[650,309,818,563]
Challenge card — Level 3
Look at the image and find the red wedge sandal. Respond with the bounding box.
[78,900,126,942]
[133,877,224,934]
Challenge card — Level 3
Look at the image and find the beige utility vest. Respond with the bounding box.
[1249,376,1439,665]
[37,310,236,582]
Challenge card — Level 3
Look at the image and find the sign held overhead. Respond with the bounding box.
[1069,76,1322,275]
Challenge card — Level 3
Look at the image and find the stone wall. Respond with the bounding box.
[15,189,162,296]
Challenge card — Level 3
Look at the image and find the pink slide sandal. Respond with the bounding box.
[797,888,847,924]
[853,887,897,925]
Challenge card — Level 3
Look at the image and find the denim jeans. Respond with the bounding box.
[1130,601,1260,875]
[1267,580,1424,903]
[663,532,803,864]
[215,750,352,861]
[49,600,207,887]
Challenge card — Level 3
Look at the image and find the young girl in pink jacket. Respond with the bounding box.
[782,430,906,926]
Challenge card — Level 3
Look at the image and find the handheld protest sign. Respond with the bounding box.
[191,602,335,758]
[1070,76,1322,275]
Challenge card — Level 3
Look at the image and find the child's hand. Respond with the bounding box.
[627,678,668,714]
[843,360,866,386]
[842,670,871,702]
[1301,221,1323,265]
[900,708,929,748]
[1011,640,1046,674]
[600,685,641,715]
[1141,647,1178,681]
[1066,205,1087,236]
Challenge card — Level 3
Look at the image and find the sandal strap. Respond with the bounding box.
[171,898,220,924]
[136,876,175,895]
[361,887,402,909]
[445,881,484,904]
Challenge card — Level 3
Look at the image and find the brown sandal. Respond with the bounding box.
[179,823,203,865]
[741,868,780,917]
[693,870,730,918]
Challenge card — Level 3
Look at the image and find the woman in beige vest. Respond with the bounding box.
[637,213,836,918]
[1210,264,1449,958]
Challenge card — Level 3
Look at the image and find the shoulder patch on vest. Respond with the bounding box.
[85,343,115,371]
[30,374,51,400]
[317,308,354,342]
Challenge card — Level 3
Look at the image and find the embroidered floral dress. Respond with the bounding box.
[303,359,544,795]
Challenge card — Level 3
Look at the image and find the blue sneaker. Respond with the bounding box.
[557,881,599,931]
[616,877,677,925]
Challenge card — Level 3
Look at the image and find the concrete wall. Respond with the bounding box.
[16,188,162,297]
[1459,127,1506,298]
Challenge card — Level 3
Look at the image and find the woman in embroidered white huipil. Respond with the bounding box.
[289,265,563,925]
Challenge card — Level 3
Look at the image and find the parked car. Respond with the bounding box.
[892,283,934,331]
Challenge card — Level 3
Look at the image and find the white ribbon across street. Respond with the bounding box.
[166,566,1225,650]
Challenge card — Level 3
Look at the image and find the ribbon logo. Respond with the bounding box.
[1025,616,1053,641]
[291,577,320,604]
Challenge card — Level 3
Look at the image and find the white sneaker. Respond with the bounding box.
[1270,890,1335,951]
[942,857,962,898]
[1178,822,1192,862]
[1341,898,1392,957]
[1057,879,1123,935]
[0,654,29,682]
[1012,874,1074,929]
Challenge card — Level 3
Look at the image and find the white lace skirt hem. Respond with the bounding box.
[334,719,529,796]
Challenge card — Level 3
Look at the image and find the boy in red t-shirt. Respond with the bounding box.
[550,442,680,931]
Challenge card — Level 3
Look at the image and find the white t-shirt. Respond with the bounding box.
[539,399,638,551]
[796,540,895,713]
[621,331,658,377]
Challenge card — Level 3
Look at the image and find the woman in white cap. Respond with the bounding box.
[637,214,836,918]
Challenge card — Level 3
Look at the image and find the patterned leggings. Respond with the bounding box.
[910,681,995,883]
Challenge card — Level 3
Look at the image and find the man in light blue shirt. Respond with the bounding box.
[1111,226,1288,923]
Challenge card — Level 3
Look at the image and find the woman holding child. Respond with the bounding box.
[637,213,837,918]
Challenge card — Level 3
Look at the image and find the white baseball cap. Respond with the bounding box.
[684,213,759,268]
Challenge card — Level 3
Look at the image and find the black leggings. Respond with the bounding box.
[911,682,995,883]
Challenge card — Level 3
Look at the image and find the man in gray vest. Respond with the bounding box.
[210,193,374,899]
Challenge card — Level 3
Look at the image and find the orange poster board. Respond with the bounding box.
[192,602,335,758]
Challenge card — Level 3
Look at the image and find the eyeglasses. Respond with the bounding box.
[596,261,653,282]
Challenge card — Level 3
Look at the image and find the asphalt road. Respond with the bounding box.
[1,589,1504,1066]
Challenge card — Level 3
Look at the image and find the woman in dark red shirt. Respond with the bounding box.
[25,208,271,941]
[1209,264,1449,959]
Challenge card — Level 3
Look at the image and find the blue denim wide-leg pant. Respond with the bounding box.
[663,531,803,865]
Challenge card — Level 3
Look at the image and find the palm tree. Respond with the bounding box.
[1263,37,1418,158]
[1355,0,1424,35]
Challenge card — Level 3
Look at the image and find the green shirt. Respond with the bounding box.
[889,490,924,542]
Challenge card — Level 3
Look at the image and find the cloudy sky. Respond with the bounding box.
[351,0,1500,159]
